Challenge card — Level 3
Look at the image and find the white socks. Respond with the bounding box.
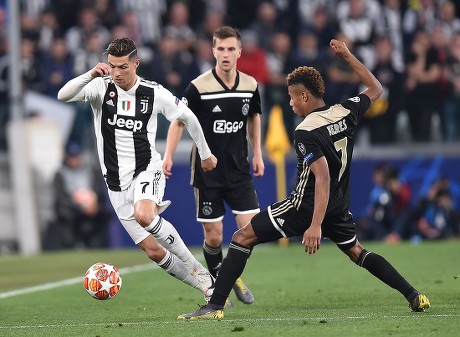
[145,216,199,273]
[157,250,199,289]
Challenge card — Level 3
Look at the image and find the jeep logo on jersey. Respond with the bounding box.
[213,120,244,134]
[120,100,131,112]
[107,114,143,132]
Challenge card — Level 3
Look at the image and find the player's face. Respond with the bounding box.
[288,84,308,117]
[107,54,140,91]
[213,37,241,73]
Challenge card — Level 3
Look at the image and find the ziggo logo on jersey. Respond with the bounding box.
[213,120,244,133]
[108,114,143,132]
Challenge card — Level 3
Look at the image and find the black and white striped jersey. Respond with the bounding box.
[292,94,371,219]
[184,68,262,188]
[78,76,185,191]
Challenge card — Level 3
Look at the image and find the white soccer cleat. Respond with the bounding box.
[192,267,215,301]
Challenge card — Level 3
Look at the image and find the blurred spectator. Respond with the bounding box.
[196,10,225,41]
[237,29,269,87]
[375,0,405,73]
[265,31,296,141]
[402,0,437,45]
[364,35,404,144]
[301,6,338,53]
[191,38,214,75]
[148,34,195,97]
[47,142,110,249]
[164,1,196,53]
[437,0,460,40]
[297,0,336,30]
[37,8,62,52]
[291,30,326,71]
[40,37,73,97]
[362,162,395,240]
[249,1,279,51]
[336,0,381,68]
[20,37,44,93]
[443,32,460,142]
[64,6,110,55]
[92,0,121,30]
[117,0,166,46]
[72,31,105,76]
[404,30,442,142]
[416,187,459,240]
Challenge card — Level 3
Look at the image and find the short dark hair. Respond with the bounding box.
[213,26,241,47]
[286,66,325,99]
[105,38,137,59]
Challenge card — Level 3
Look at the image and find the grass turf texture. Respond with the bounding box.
[0,240,458,337]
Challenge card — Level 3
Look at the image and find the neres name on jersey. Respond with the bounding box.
[327,119,348,136]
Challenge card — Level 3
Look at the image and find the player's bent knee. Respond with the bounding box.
[232,228,256,247]
[134,210,155,228]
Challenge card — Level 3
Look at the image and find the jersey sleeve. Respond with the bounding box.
[248,85,262,117]
[296,129,323,166]
[182,83,200,115]
[57,71,105,104]
[155,85,185,122]
[339,93,371,123]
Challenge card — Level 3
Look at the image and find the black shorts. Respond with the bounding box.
[194,181,259,222]
[251,199,357,250]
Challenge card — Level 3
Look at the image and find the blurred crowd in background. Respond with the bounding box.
[360,161,460,244]
[1,0,460,249]
[1,0,460,152]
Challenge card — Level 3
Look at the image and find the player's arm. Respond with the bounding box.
[247,113,265,177]
[302,156,330,255]
[57,63,111,102]
[163,120,185,179]
[176,108,217,172]
[329,39,383,104]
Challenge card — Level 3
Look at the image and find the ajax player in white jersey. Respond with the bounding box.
[58,38,218,300]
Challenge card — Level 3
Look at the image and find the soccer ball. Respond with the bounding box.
[83,262,122,300]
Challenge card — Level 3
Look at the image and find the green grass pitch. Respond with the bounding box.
[0,240,458,337]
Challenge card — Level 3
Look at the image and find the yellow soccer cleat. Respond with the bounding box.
[178,304,224,320]
[232,277,254,304]
[409,293,430,312]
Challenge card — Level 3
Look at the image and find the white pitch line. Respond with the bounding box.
[0,314,458,330]
[0,263,154,299]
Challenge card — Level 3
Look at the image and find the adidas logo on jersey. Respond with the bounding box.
[106,99,115,106]
[212,105,222,113]
[276,218,285,226]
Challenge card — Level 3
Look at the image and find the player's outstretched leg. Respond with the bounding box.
[356,248,430,311]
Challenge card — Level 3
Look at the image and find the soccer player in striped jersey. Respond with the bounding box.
[178,39,430,320]
[163,26,265,306]
[58,38,218,300]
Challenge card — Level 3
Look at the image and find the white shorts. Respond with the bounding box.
[107,170,171,244]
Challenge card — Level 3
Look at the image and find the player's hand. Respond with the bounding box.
[201,154,217,172]
[252,155,265,177]
[162,157,173,179]
[329,39,352,59]
[302,226,322,255]
[90,62,111,78]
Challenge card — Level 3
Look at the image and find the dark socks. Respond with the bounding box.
[203,242,223,278]
[209,241,251,307]
[357,249,417,301]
